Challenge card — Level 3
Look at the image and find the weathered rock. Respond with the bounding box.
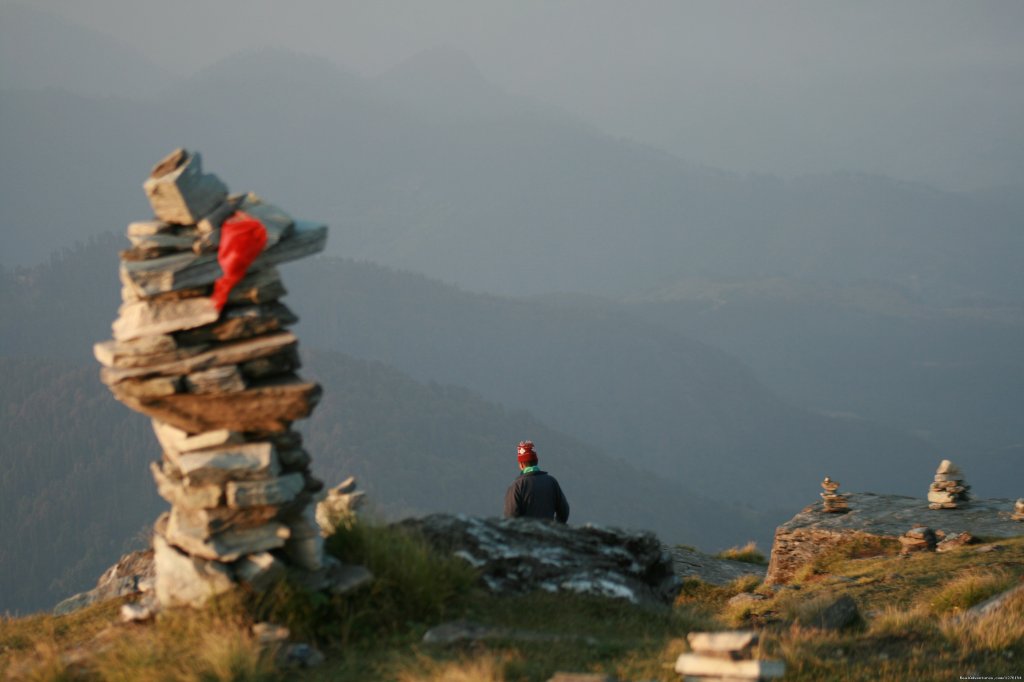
[176,302,298,345]
[283,508,324,571]
[227,267,288,305]
[227,472,305,508]
[278,643,325,669]
[798,593,861,630]
[143,149,228,225]
[236,552,287,592]
[101,332,297,384]
[315,476,365,535]
[95,338,210,369]
[127,220,174,237]
[397,514,680,607]
[669,545,767,586]
[111,297,219,341]
[1012,498,1024,522]
[196,194,244,234]
[118,376,321,433]
[153,527,234,607]
[239,193,295,246]
[687,630,758,657]
[151,421,245,455]
[53,549,155,615]
[936,531,975,552]
[167,442,280,485]
[120,222,327,298]
[185,365,246,394]
[765,493,1023,585]
[152,462,224,509]
[170,504,281,536]
[675,654,784,679]
[166,509,289,562]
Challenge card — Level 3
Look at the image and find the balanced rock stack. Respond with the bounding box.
[675,631,783,681]
[928,459,970,510]
[898,525,937,553]
[1013,499,1024,522]
[95,149,356,608]
[819,476,849,513]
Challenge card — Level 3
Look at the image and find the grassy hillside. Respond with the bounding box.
[2,523,1021,681]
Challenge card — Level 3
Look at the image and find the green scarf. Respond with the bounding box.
[521,465,540,475]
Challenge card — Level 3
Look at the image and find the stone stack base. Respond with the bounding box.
[675,631,784,681]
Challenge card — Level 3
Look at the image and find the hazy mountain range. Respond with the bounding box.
[2,4,1022,615]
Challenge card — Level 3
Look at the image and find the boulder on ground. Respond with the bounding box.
[396,514,680,607]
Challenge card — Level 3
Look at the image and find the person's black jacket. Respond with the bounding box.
[503,470,570,523]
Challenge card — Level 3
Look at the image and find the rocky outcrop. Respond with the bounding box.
[669,546,767,585]
[398,514,681,607]
[54,550,155,615]
[766,492,1024,585]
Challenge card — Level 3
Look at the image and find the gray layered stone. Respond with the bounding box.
[396,514,680,607]
[120,222,327,298]
[153,525,234,607]
[151,421,245,456]
[227,472,305,509]
[151,462,224,509]
[228,267,287,305]
[102,332,297,384]
[111,297,219,341]
[239,193,295,246]
[167,442,280,485]
[95,338,210,370]
[166,508,289,562]
[185,365,246,394]
[143,149,228,225]
[236,552,287,592]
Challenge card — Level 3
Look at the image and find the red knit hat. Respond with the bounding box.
[517,441,537,465]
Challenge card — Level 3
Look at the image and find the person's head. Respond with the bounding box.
[517,440,538,470]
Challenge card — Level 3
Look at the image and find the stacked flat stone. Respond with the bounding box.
[898,525,937,553]
[1013,499,1024,522]
[928,459,970,510]
[95,149,343,608]
[675,631,784,681]
[819,476,849,513]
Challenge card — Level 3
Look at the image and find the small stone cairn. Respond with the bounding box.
[898,525,937,553]
[928,459,970,510]
[1013,499,1024,522]
[675,631,784,681]
[96,149,368,608]
[819,476,849,513]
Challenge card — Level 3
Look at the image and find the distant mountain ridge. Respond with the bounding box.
[2,32,1022,303]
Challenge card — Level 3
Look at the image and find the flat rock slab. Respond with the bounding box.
[118,377,321,433]
[766,493,1024,585]
[397,514,680,607]
[670,546,767,585]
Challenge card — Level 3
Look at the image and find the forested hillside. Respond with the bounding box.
[0,350,758,615]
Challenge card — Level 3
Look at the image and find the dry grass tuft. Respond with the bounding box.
[715,541,767,565]
[926,568,1016,615]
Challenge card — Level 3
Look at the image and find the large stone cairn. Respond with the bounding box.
[96,149,346,608]
[928,459,970,510]
[819,476,849,513]
[1014,499,1024,522]
[674,631,784,681]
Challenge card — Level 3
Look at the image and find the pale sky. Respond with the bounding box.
[20,0,1024,189]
